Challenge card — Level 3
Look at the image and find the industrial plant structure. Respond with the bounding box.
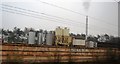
[1,27,120,63]
[1,26,93,47]
[55,27,72,46]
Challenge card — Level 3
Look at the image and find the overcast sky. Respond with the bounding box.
[0,0,119,36]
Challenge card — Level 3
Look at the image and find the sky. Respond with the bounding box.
[0,0,120,36]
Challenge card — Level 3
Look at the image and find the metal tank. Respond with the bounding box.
[38,32,43,44]
[63,27,69,36]
[28,31,35,44]
[42,30,47,45]
[46,31,54,45]
[55,27,63,36]
[38,29,43,44]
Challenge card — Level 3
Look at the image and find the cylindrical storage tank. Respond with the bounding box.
[38,29,43,45]
[63,27,69,36]
[28,31,35,44]
[55,27,63,36]
[46,31,54,45]
[38,32,43,44]
[42,30,47,45]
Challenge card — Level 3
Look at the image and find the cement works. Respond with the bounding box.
[1,27,120,63]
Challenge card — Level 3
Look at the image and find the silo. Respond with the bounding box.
[46,31,54,45]
[55,27,63,45]
[38,29,43,44]
[28,31,35,44]
[42,30,47,45]
[63,27,69,36]
[55,27,63,36]
[62,27,70,46]
[38,32,43,44]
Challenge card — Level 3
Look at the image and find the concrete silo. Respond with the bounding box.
[38,32,43,44]
[55,27,63,45]
[42,30,47,45]
[55,27,72,46]
[28,31,35,44]
[38,30,43,45]
[46,31,55,45]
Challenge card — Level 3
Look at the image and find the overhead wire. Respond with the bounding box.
[2,8,87,31]
[1,4,118,34]
[1,4,117,32]
[2,7,86,31]
[36,0,117,26]
[2,8,117,35]
[1,4,86,25]
[1,7,117,35]
[1,4,85,27]
[1,10,46,29]
[3,8,111,34]
[2,10,88,33]
[35,0,118,34]
[39,13,117,31]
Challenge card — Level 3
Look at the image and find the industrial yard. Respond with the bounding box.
[0,27,120,63]
[1,0,120,64]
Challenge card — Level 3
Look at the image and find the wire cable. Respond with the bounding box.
[1,4,118,34]
[1,4,117,31]
[36,0,117,26]
[2,8,117,34]
[2,9,86,31]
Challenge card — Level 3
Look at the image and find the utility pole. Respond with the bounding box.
[85,16,88,47]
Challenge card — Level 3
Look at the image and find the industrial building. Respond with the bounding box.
[72,39,85,46]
